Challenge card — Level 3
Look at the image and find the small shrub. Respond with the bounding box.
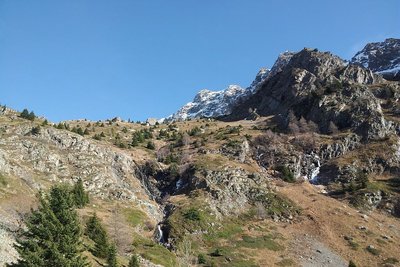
[348,260,357,267]
[210,248,223,257]
[93,134,102,140]
[277,166,295,183]
[183,208,201,221]
[146,141,155,150]
[31,126,41,135]
[128,254,139,267]
[366,245,380,256]
[198,253,206,264]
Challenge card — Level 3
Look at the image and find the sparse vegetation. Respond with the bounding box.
[277,165,295,183]
[19,108,36,121]
[366,245,380,256]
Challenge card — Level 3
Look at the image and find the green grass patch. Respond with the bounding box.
[213,222,243,239]
[0,173,7,187]
[194,154,229,171]
[132,233,176,267]
[252,191,300,217]
[237,234,283,251]
[123,207,147,227]
[165,198,216,241]
[183,208,202,221]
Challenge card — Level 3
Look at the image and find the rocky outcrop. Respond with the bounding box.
[224,48,394,141]
[167,51,298,122]
[0,123,161,218]
[351,38,400,81]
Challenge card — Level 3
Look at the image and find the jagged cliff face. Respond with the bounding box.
[351,38,400,81]
[167,68,270,121]
[168,51,298,121]
[224,48,396,140]
[168,85,248,121]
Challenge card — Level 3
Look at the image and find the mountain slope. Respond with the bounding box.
[2,40,400,267]
[223,48,394,140]
[351,38,400,81]
[168,51,297,121]
[167,69,269,121]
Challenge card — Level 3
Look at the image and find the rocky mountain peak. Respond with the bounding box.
[167,67,270,121]
[351,38,400,81]
[268,51,295,77]
[249,68,270,89]
[287,48,346,79]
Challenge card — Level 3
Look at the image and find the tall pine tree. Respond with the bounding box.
[8,185,89,267]
[106,243,118,267]
[72,178,89,208]
[85,213,110,258]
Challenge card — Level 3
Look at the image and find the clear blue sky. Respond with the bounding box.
[1,0,399,122]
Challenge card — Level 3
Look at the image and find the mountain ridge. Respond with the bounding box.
[167,38,400,122]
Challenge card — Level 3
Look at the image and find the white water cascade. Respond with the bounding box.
[157,224,164,243]
[309,160,320,184]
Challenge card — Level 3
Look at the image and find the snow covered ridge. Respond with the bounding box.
[351,38,400,81]
[166,51,295,121]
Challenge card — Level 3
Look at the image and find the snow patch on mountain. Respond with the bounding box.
[166,51,296,121]
[351,38,400,80]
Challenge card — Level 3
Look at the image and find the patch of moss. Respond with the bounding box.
[0,173,7,187]
[123,207,147,227]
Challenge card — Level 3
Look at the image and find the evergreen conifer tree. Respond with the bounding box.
[72,179,89,208]
[8,185,89,267]
[107,243,118,267]
[85,214,109,258]
[19,109,29,119]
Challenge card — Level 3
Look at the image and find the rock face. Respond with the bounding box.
[224,48,394,140]
[351,38,400,81]
[168,84,248,121]
[0,123,160,217]
[167,67,271,121]
[167,51,298,121]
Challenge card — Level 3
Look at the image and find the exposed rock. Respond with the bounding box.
[351,38,400,81]
[0,124,161,218]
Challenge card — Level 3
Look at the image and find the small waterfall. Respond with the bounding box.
[157,224,164,243]
[175,178,183,190]
[309,160,320,184]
